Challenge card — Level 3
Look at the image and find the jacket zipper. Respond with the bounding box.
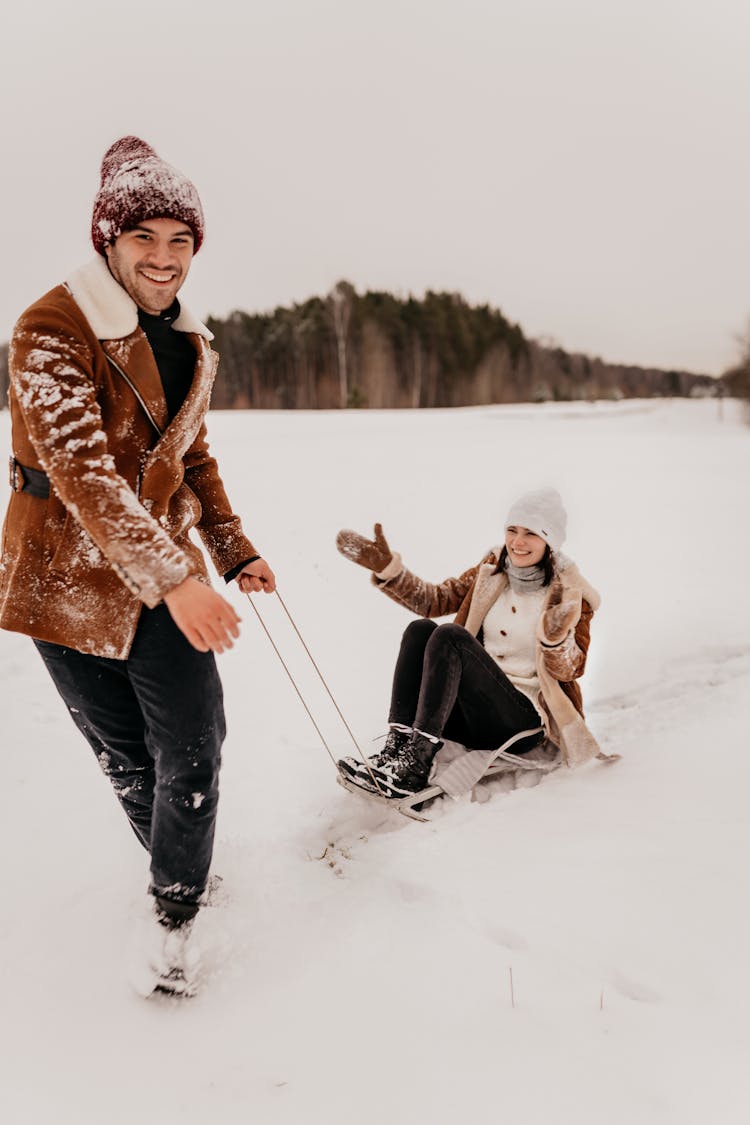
[104,356,164,501]
[104,355,164,439]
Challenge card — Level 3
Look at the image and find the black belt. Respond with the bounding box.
[9,457,51,499]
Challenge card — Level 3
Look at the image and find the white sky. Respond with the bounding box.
[3,0,750,374]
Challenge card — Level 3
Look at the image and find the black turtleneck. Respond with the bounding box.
[137,300,258,583]
[137,300,196,422]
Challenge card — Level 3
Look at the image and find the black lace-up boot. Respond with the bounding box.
[337,726,411,785]
[370,731,442,796]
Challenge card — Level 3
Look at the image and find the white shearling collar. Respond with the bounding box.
[65,256,213,342]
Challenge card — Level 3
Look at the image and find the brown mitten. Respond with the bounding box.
[541,580,579,644]
[336,523,393,572]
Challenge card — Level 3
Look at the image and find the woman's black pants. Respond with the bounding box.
[33,604,225,908]
[389,619,542,752]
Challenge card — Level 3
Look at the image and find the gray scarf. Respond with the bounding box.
[504,557,547,593]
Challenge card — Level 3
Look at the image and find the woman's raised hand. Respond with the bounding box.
[336,522,393,572]
[541,579,579,644]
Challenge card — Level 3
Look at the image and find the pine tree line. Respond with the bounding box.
[206,283,714,409]
[0,286,719,411]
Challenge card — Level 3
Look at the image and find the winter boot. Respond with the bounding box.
[128,899,202,998]
[369,732,442,797]
[337,726,411,785]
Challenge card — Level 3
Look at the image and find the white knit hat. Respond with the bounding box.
[505,487,567,552]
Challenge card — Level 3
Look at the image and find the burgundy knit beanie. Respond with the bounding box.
[91,136,205,255]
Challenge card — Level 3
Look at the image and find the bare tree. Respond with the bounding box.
[411,333,424,408]
[724,315,750,420]
[327,280,355,408]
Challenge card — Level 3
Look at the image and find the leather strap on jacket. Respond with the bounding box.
[9,457,51,499]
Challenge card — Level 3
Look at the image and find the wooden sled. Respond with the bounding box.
[337,727,557,822]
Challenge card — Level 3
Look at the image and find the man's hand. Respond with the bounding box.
[164,577,242,653]
[236,557,276,595]
[336,523,392,573]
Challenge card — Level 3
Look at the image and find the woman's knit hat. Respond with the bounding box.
[505,487,567,551]
[91,136,204,255]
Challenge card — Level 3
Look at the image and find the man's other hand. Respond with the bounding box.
[164,577,242,653]
[236,558,276,595]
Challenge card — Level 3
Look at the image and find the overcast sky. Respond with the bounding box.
[3,0,749,374]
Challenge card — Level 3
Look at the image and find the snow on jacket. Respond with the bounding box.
[374,547,604,767]
[0,256,257,659]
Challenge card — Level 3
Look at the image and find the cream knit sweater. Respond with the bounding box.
[481,586,546,715]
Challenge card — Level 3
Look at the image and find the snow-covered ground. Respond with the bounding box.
[1,397,749,1125]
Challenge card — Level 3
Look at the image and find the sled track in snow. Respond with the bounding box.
[589,643,750,749]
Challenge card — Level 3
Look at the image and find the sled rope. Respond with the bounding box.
[245,591,387,794]
[274,590,366,759]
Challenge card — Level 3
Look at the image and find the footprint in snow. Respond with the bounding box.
[609,969,662,1004]
[479,921,529,952]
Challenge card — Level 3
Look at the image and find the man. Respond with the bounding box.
[0,136,274,994]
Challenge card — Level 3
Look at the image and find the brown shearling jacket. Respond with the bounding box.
[0,256,257,659]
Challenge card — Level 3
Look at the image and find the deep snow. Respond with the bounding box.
[1,398,749,1125]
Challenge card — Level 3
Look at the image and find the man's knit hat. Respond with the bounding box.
[91,136,204,255]
[505,487,567,552]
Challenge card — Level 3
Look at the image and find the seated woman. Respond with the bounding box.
[336,488,605,799]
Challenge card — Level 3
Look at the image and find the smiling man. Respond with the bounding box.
[0,137,274,995]
[106,219,193,314]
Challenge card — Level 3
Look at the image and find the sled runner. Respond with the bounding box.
[336,727,558,821]
[336,770,436,821]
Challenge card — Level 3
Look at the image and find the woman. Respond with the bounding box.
[336,487,605,799]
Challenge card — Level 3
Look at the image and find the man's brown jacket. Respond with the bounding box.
[0,256,256,658]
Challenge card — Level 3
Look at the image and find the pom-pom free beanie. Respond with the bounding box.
[91,136,204,255]
[505,487,567,551]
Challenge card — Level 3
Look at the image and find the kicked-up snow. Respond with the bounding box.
[1,397,748,1124]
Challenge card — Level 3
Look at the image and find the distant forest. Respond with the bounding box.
[0,282,719,411]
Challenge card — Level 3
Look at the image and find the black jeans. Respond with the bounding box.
[389,619,542,752]
[34,604,225,907]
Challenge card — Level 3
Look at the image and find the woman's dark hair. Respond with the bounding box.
[495,544,555,586]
